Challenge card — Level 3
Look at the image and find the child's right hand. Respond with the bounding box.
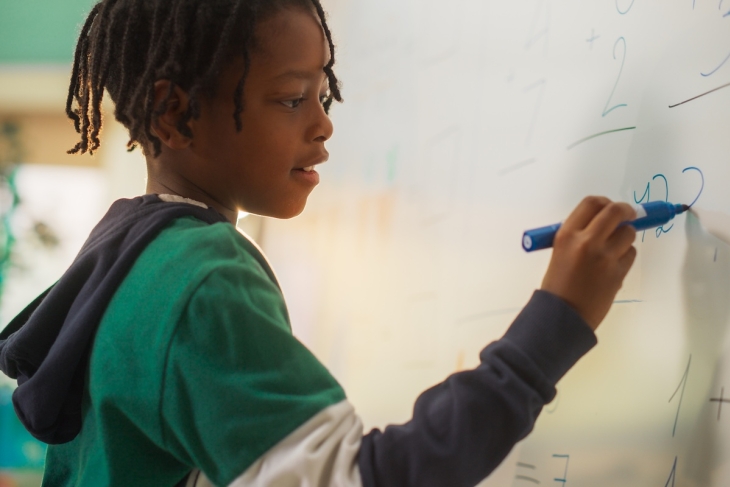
[540,196,637,331]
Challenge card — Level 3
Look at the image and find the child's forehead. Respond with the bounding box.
[251,8,330,79]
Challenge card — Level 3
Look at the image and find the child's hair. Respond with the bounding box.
[66,0,342,156]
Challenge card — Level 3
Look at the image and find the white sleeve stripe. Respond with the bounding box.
[187,400,363,487]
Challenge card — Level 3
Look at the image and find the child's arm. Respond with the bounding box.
[357,196,637,486]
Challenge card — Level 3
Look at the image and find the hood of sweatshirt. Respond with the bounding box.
[0,194,228,444]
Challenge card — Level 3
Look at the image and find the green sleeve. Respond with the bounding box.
[159,255,346,486]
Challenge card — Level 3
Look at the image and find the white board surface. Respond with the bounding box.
[262,1,730,485]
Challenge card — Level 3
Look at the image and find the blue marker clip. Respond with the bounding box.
[522,201,689,252]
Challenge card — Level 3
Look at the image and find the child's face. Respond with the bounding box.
[191,7,333,219]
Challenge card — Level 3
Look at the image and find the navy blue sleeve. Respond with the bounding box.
[358,290,597,487]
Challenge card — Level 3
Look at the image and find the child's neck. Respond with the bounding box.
[145,175,238,224]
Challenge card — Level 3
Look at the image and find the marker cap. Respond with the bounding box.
[522,223,562,252]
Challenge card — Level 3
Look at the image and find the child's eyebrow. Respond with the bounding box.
[270,69,327,82]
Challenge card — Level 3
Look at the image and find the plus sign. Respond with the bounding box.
[710,387,730,420]
[586,28,600,50]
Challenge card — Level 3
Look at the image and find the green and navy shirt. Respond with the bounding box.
[43,214,352,486]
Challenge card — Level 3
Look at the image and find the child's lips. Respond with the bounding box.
[292,167,320,185]
[292,152,327,185]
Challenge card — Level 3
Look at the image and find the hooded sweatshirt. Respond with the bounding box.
[0,194,227,444]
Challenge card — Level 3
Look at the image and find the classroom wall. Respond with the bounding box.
[0,0,97,64]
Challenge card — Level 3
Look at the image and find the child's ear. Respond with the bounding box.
[150,80,193,150]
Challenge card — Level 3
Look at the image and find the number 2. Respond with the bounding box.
[652,174,674,238]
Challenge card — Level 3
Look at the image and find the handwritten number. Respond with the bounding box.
[669,355,691,437]
[634,182,650,242]
[616,0,636,14]
[682,166,705,207]
[652,174,674,237]
[652,174,670,203]
[603,37,628,117]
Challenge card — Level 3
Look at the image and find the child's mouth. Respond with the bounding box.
[292,167,320,185]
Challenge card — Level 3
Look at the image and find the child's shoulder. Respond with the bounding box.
[149,216,275,283]
[93,214,288,381]
[101,215,282,332]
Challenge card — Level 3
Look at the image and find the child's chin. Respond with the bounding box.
[269,200,309,219]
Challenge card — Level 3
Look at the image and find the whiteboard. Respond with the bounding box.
[262,1,730,485]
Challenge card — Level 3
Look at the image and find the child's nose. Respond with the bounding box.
[311,105,334,143]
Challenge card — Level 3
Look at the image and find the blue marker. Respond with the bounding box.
[522,201,690,252]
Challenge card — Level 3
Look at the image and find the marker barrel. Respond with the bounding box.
[522,201,687,252]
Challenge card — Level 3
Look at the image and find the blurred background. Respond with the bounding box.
[0,1,261,484]
[0,1,122,484]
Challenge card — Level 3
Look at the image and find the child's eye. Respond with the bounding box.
[282,98,304,109]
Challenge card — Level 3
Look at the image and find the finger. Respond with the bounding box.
[585,202,637,241]
[562,196,611,232]
[616,245,637,278]
[606,223,637,258]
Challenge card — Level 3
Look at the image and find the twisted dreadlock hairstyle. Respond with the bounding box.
[66,0,343,156]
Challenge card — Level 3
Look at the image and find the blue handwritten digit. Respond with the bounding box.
[682,166,705,207]
[652,174,669,201]
[633,182,650,242]
[633,182,650,205]
[616,0,636,14]
[652,174,674,237]
[603,37,628,117]
[669,355,691,437]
